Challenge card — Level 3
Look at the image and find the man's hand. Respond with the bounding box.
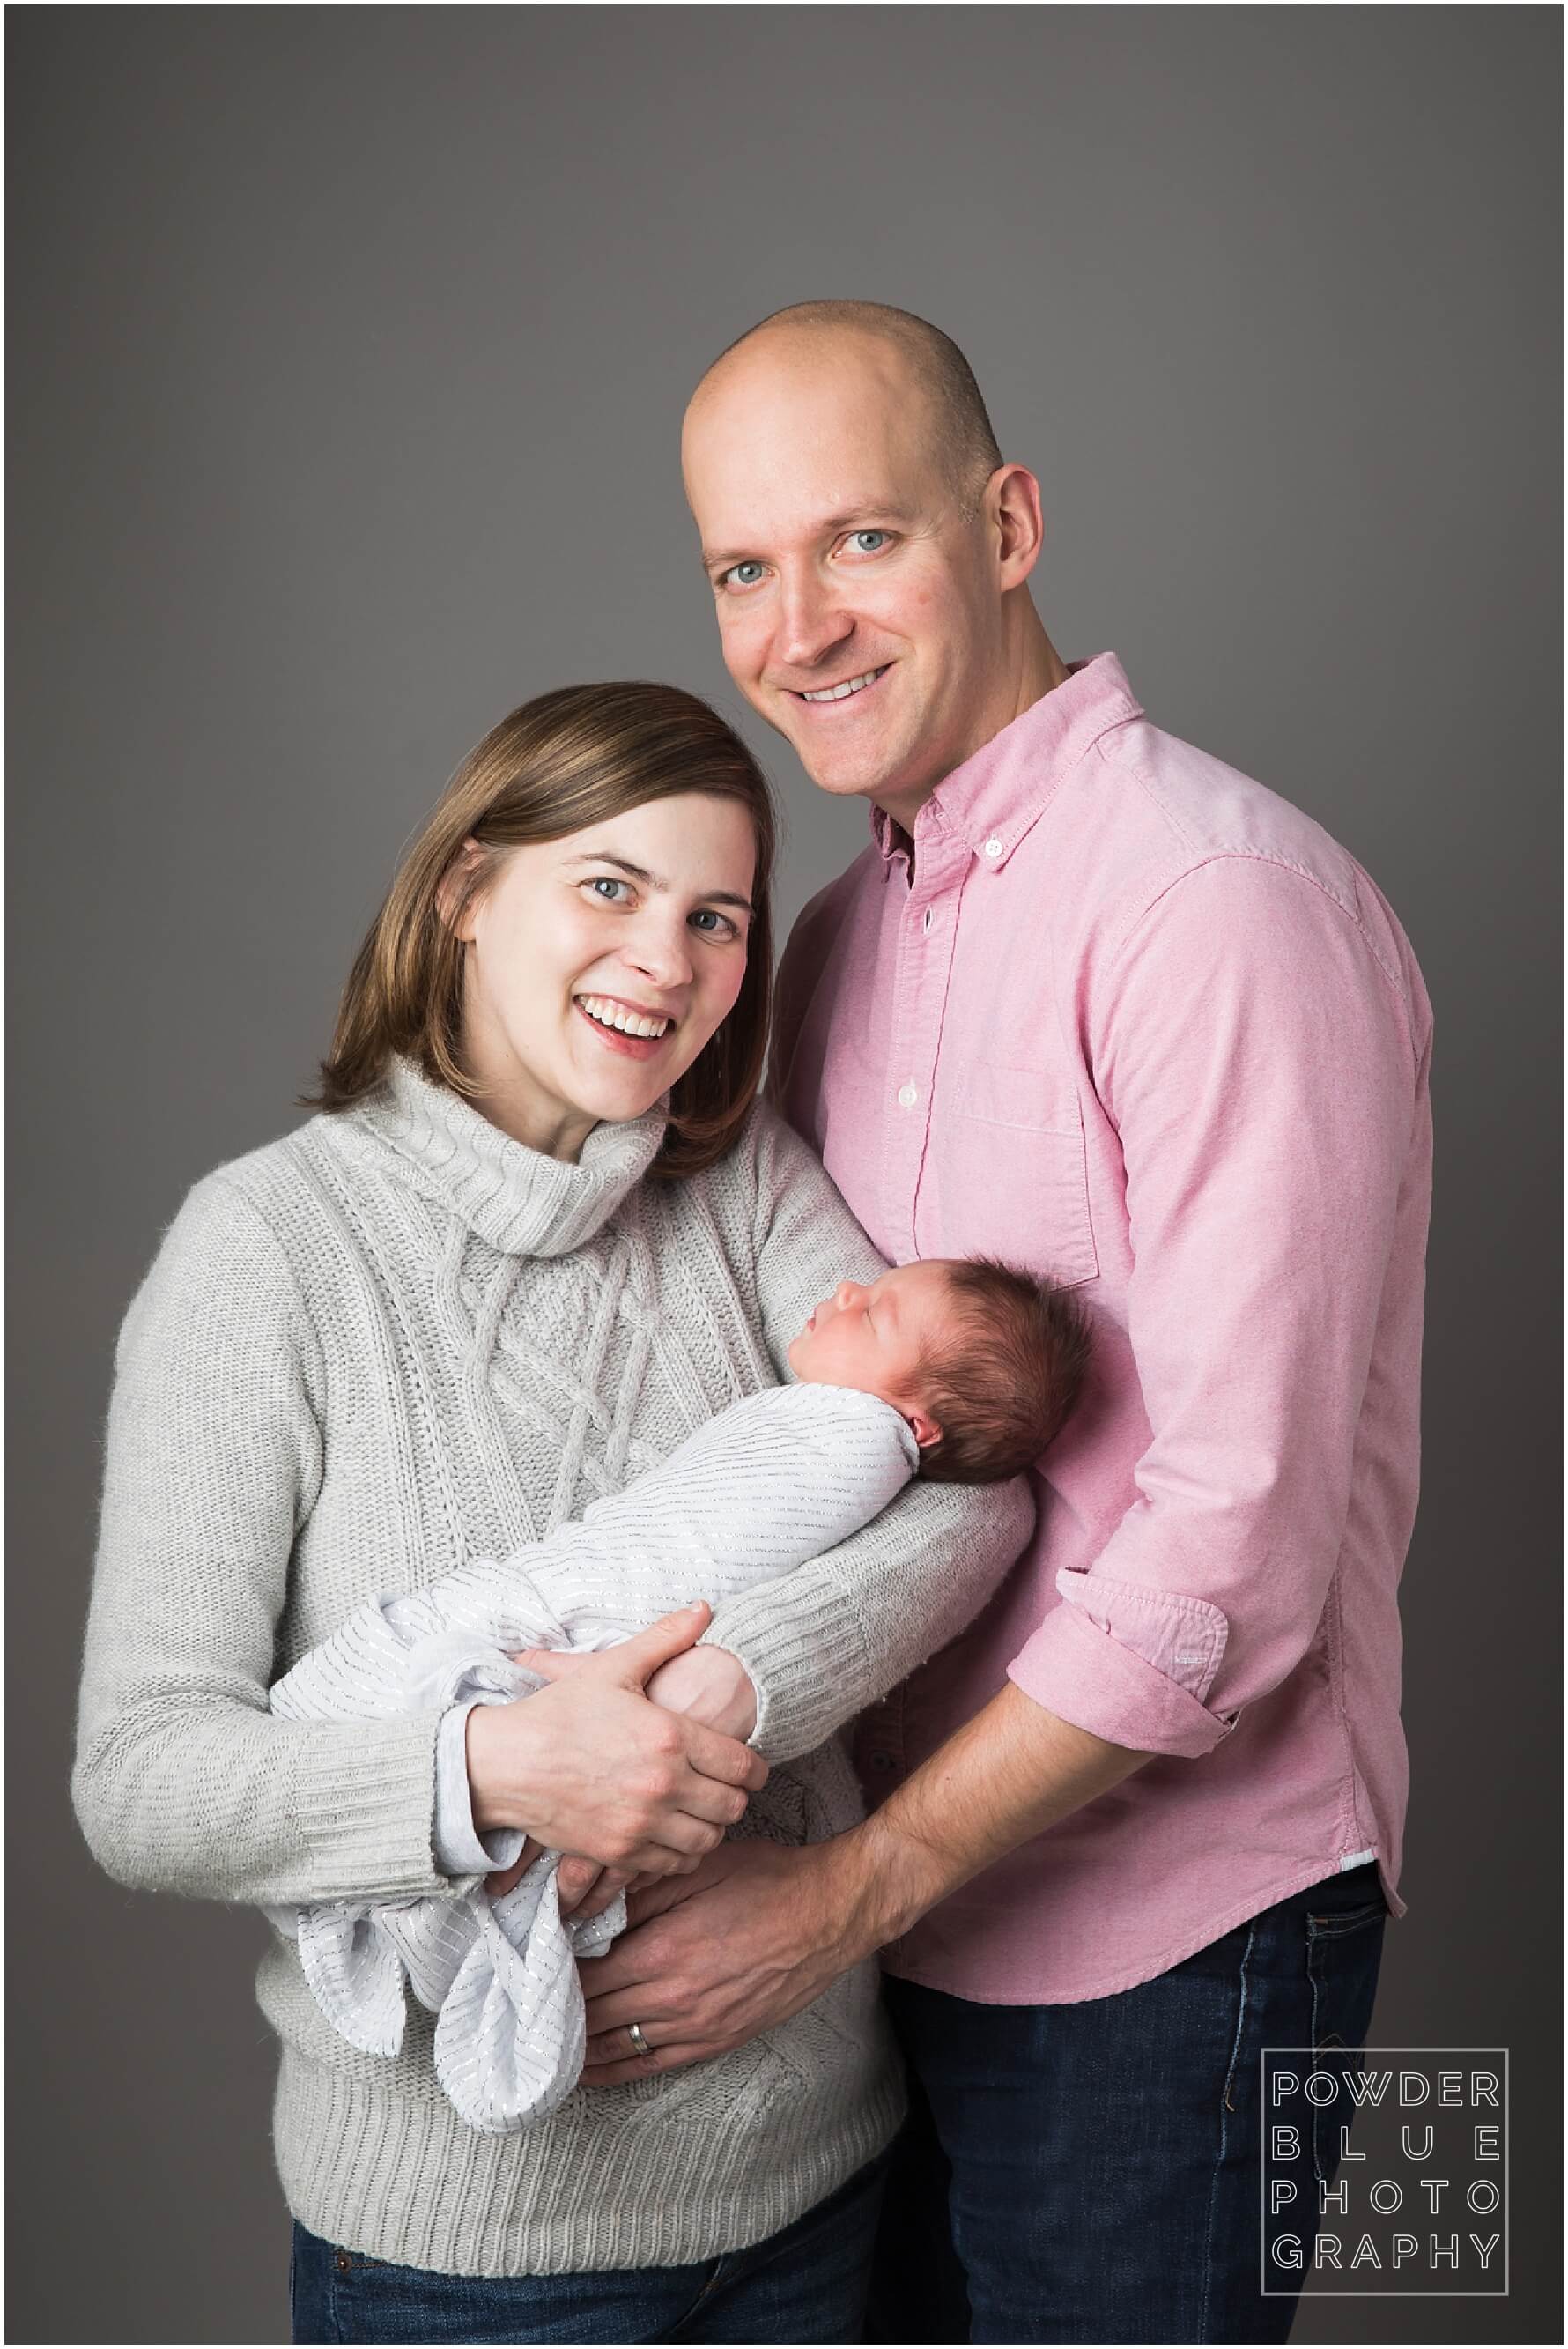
[464,1604,768,1885]
[574,1683,1150,2082]
[576,1839,858,2084]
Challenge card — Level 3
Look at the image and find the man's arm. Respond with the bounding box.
[577,1685,1146,2079]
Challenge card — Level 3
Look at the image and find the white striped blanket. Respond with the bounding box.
[264,1381,917,2133]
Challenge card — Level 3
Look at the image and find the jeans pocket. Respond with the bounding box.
[1305,1896,1388,1945]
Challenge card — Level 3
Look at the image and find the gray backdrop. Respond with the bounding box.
[9,8,1560,2343]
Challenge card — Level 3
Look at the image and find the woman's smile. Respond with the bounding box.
[573,990,679,1062]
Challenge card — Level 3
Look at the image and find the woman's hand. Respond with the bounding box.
[645,1644,758,1741]
[464,1604,767,1884]
[491,1640,761,1912]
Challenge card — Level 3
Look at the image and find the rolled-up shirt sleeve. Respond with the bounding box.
[1009,854,1424,1758]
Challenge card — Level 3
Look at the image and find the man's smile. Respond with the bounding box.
[785,663,891,709]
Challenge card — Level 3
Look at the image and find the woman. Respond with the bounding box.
[72,682,1031,2344]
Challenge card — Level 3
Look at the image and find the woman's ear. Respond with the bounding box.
[436,837,486,940]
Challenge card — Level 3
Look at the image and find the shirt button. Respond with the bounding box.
[983,836,1002,860]
[897,1081,918,1108]
[869,1752,896,1772]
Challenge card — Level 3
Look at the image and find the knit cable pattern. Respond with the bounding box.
[72,1055,1033,2276]
[265,1382,919,2133]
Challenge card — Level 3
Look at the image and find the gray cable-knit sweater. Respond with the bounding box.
[71,1056,1033,2278]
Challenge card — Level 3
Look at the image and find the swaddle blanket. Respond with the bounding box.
[264,1382,918,2132]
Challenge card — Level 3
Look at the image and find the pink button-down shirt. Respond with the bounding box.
[771,653,1432,2003]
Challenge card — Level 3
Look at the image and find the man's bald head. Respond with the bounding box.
[683,299,1058,823]
[690,300,1003,511]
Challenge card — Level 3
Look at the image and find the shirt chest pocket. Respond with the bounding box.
[921,1058,1099,1289]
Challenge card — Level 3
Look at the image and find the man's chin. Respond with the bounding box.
[790,735,901,801]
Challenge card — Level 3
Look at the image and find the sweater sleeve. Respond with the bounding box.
[70,1172,473,1909]
[700,1108,1036,1764]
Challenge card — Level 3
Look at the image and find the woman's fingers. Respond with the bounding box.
[555,1856,604,1914]
[509,1647,593,1682]
[647,1791,738,1852]
[566,1865,632,1922]
[679,1718,769,1793]
[483,1835,541,1899]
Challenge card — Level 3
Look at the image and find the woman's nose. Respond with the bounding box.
[625,912,693,990]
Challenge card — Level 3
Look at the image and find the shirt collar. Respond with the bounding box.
[869,652,1143,873]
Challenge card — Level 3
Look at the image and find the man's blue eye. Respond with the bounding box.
[723,561,766,589]
[847,530,890,554]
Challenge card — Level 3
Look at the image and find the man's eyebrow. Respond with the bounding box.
[564,850,754,914]
[702,507,919,571]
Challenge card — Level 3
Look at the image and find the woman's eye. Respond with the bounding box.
[587,877,630,903]
[721,561,766,590]
[690,908,738,938]
[845,530,891,556]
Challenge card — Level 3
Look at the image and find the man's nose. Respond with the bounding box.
[775,568,854,673]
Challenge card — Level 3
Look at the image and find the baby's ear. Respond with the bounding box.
[906,1406,943,1451]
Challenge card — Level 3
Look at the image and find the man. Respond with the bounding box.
[573,301,1432,2342]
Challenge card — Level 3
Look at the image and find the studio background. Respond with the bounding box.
[9,9,1560,2343]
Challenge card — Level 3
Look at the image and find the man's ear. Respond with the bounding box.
[906,1406,943,1452]
[436,837,486,940]
[989,462,1046,592]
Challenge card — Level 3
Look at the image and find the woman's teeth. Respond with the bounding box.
[577,994,670,1040]
[801,666,886,703]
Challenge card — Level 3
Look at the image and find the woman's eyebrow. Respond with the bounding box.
[565,850,754,914]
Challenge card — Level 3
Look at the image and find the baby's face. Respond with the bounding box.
[787,1259,959,1434]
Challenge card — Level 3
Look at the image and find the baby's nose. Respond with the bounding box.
[836,1279,863,1308]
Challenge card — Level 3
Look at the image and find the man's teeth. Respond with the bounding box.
[802,667,885,703]
[578,995,670,1039]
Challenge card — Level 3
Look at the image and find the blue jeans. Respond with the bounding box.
[290,2148,889,2343]
[866,1861,1387,2345]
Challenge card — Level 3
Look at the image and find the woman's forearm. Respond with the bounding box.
[701,1469,1035,1764]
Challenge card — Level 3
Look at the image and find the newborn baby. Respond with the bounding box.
[266,1254,1090,2132]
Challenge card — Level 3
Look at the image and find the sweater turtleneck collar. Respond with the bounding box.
[345,1054,668,1259]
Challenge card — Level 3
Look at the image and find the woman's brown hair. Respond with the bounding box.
[305,682,776,1182]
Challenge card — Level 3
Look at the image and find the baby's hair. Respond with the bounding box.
[914,1257,1092,1485]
